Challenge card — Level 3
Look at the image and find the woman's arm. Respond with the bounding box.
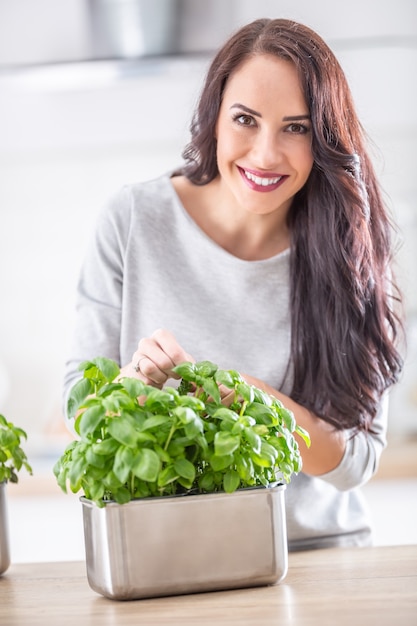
[242,374,346,476]
[242,373,388,490]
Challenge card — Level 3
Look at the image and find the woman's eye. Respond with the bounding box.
[287,123,309,134]
[235,114,255,127]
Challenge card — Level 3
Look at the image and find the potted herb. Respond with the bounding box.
[0,414,32,575]
[54,358,310,600]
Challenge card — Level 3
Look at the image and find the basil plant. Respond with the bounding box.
[54,358,310,507]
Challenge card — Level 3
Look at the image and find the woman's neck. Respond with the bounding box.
[171,175,290,261]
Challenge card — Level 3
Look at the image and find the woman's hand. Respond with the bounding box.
[120,329,195,388]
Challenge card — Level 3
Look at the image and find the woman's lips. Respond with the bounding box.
[238,166,287,192]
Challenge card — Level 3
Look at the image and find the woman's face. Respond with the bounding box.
[215,54,314,217]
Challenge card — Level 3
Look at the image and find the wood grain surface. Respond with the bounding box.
[0,544,416,625]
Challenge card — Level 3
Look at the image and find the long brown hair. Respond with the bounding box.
[181,18,404,432]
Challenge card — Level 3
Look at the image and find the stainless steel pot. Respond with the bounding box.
[0,482,10,576]
[81,484,288,600]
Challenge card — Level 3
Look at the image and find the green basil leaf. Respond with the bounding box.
[85,448,106,468]
[112,487,132,504]
[67,378,94,419]
[261,441,279,462]
[153,444,171,464]
[12,426,27,440]
[231,421,245,435]
[136,431,157,442]
[236,383,254,403]
[201,378,221,404]
[252,424,269,436]
[194,360,218,377]
[177,395,205,411]
[250,452,273,468]
[172,406,195,424]
[79,405,104,439]
[157,465,179,487]
[0,429,15,448]
[141,414,170,431]
[121,377,147,398]
[104,470,123,490]
[113,446,135,484]
[167,439,185,457]
[213,407,239,423]
[245,402,276,425]
[223,469,240,493]
[214,369,235,388]
[244,427,261,454]
[107,416,138,447]
[198,471,215,491]
[295,425,311,447]
[184,417,204,438]
[250,442,278,468]
[214,431,240,456]
[144,388,176,410]
[209,453,234,472]
[252,387,273,406]
[235,453,254,482]
[92,438,119,456]
[92,357,120,382]
[172,362,196,380]
[280,408,296,432]
[132,448,160,482]
[68,456,86,490]
[85,481,106,503]
[173,457,196,483]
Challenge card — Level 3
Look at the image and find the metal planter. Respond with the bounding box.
[0,482,10,576]
[81,484,288,600]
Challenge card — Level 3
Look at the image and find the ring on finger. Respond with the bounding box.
[134,356,146,373]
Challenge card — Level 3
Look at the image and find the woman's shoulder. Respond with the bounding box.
[114,172,177,213]
[95,172,181,234]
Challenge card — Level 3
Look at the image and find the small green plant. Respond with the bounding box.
[0,414,32,483]
[54,358,310,507]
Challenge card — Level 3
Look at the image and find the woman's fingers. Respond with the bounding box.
[149,329,195,369]
[129,329,194,387]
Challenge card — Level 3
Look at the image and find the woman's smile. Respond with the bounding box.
[238,166,288,192]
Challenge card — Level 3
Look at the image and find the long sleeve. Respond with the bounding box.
[316,394,388,491]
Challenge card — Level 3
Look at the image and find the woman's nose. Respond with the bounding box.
[250,130,283,170]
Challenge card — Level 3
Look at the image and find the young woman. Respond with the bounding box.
[64,19,403,550]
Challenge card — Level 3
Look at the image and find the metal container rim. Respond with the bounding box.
[80,483,286,509]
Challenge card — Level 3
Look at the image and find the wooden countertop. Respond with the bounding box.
[0,544,416,625]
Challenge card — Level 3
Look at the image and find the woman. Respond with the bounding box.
[64,19,403,549]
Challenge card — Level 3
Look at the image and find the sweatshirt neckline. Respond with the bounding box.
[164,173,291,268]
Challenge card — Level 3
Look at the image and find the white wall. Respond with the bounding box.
[0,0,416,457]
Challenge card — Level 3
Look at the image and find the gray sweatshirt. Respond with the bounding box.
[64,173,387,550]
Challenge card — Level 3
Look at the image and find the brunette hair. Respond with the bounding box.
[181,18,404,432]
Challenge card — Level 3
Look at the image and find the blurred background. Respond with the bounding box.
[0,0,416,562]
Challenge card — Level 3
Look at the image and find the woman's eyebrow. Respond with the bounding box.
[230,103,262,117]
[230,105,311,122]
[282,114,311,121]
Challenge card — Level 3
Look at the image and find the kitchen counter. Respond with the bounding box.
[0,544,416,625]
